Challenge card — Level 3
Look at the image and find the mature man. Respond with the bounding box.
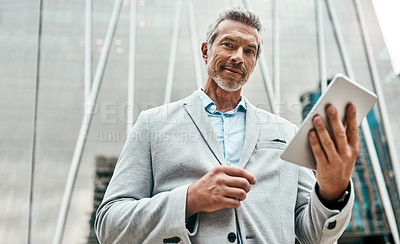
[95,7,358,244]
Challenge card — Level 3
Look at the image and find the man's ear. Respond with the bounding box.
[201,42,208,64]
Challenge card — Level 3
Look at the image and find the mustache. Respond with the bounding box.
[220,63,246,76]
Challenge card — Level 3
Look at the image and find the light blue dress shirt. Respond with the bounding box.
[197,89,246,244]
[197,89,246,167]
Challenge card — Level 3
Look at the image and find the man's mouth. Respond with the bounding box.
[224,67,243,75]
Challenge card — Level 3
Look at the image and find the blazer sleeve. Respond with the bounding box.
[294,167,354,244]
[94,112,191,244]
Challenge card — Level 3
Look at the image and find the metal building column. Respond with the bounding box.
[127,0,137,131]
[164,0,183,104]
[272,0,280,112]
[186,0,203,89]
[315,0,327,92]
[325,0,400,242]
[52,0,123,243]
[28,0,43,242]
[85,0,92,108]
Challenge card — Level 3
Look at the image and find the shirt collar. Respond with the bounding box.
[196,89,247,114]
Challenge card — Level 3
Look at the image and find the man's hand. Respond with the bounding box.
[186,165,257,218]
[309,104,359,201]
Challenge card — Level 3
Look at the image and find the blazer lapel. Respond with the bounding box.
[239,100,262,168]
[183,92,226,165]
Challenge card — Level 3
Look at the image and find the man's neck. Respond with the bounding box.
[203,79,242,113]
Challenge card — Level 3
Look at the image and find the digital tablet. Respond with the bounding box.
[280,73,377,170]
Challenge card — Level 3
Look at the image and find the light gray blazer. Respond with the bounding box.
[95,91,354,244]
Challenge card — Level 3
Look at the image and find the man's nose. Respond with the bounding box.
[230,48,244,64]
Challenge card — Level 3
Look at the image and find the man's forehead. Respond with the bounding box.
[214,19,259,44]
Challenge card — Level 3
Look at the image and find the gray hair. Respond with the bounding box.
[205,7,263,59]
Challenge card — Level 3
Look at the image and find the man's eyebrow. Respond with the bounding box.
[221,37,237,42]
[248,44,257,49]
[221,36,258,49]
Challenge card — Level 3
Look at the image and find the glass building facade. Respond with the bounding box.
[1,0,400,243]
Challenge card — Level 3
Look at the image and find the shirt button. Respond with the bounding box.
[228,232,236,242]
[210,104,216,112]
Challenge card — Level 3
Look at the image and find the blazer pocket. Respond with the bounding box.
[255,141,286,150]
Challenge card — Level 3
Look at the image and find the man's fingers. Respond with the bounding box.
[312,115,337,162]
[224,187,247,201]
[326,105,348,153]
[225,176,251,192]
[309,130,328,166]
[220,166,257,185]
[221,197,241,209]
[346,104,359,149]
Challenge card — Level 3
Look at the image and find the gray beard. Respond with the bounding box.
[213,74,245,92]
[208,63,248,92]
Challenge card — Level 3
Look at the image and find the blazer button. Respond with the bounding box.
[327,220,337,230]
[228,232,236,242]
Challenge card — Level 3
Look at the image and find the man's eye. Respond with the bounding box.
[223,43,233,48]
[245,49,255,54]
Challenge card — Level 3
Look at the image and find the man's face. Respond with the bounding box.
[203,19,259,92]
